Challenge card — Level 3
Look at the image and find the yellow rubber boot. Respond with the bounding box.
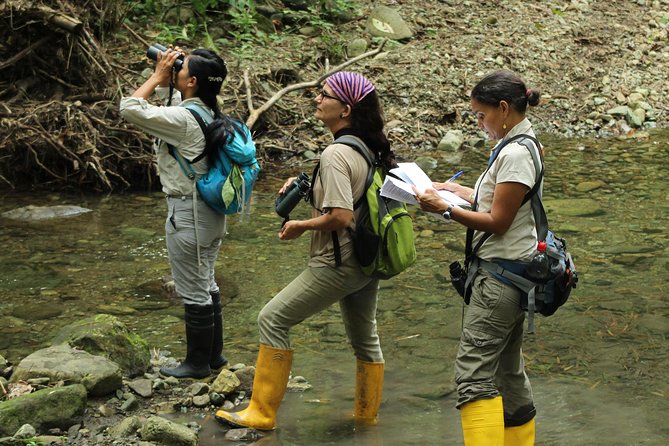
[215,344,293,430]
[353,359,384,424]
[504,418,535,446]
[460,396,504,446]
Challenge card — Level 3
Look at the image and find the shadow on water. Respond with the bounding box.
[1,130,668,445]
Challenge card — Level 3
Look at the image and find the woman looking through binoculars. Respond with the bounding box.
[120,46,251,379]
[216,72,395,430]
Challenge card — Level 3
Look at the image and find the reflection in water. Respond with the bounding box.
[1,131,668,445]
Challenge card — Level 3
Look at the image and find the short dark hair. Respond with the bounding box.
[471,70,541,114]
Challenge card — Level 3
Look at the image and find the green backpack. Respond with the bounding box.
[333,135,417,279]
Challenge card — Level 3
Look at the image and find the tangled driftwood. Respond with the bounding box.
[0,0,154,192]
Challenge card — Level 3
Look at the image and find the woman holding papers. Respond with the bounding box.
[414,70,542,446]
[216,72,393,430]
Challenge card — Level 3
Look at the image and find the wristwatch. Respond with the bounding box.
[442,204,454,221]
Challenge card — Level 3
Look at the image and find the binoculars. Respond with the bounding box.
[449,261,466,298]
[275,173,311,220]
[146,43,184,71]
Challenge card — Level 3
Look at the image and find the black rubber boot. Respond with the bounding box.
[210,291,229,370]
[160,304,214,379]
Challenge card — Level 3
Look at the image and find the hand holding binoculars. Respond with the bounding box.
[146,43,184,71]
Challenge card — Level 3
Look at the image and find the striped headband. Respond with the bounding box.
[325,71,375,106]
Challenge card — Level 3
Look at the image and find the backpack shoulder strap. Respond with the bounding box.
[333,135,376,209]
[326,135,377,267]
[183,106,211,164]
[466,134,545,262]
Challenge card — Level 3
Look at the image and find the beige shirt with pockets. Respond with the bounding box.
[119,87,212,196]
[473,118,542,262]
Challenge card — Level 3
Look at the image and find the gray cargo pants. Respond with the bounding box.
[257,255,383,363]
[165,195,227,306]
[455,269,535,424]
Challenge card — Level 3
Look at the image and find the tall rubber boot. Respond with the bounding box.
[504,418,535,446]
[210,291,229,370]
[215,344,293,430]
[159,304,214,379]
[460,396,504,446]
[353,359,384,424]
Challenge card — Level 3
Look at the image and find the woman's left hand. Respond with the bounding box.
[279,220,306,240]
[413,186,447,214]
[152,48,182,85]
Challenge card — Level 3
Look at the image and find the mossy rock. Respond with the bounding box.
[51,314,150,377]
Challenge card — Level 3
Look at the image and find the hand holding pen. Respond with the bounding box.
[432,170,464,191]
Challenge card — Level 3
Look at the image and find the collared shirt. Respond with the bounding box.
[119,88,212,196]
[472,118,542,262]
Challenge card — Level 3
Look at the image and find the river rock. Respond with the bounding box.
[0,384,87,436]
[543,198,604,217]
[50,314,150,377]
[437,130,464,151]
[347,38,368,57]
[107,416,142,440]
[366,6,413,40]
[1,205,92,221]
[211,369,241,395]
[138,415,197,446]
[10,345,122,396]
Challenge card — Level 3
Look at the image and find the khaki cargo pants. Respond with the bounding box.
[455,269,536,425]
[257,255,383,363]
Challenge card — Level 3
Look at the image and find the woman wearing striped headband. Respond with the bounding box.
[216,71,393,430]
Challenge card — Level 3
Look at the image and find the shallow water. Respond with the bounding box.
[1,130,668,445]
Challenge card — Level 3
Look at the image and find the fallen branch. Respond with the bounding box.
[244,40,387,130]
[0,36,50,71]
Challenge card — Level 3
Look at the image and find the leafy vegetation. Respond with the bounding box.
[125,0,360,60]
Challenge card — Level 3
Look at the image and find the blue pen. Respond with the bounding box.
[447,170,464,182]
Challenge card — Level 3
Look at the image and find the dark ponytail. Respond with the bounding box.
[349,90,396,171]
[471,70,541,114]
[188,49,248,165]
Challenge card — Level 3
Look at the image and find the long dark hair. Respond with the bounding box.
[188,49,248,165]
[349,90,395,170]
[471,70,541,114]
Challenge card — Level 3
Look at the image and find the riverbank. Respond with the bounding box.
[1,1,668,191]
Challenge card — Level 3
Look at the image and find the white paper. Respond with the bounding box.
[381,162,471,209]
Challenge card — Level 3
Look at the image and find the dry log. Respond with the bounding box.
[35,5,83,33]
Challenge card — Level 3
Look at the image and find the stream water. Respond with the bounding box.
[1,130,668,445]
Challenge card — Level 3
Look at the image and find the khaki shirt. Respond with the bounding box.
[119,88,212,196]
[473,118,542,262]
[308,142,369,267]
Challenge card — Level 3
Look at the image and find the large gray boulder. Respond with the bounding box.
[366,6,413,40]
[51,314,150,377]
[10,345,122,396]
[0,384,87,436]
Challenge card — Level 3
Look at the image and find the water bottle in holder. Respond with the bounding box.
[525,241,551,282]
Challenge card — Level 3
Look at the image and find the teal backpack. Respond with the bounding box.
[168,104,260,215]
[332,135,417,279]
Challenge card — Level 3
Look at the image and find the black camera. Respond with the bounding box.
[449,261,466,299]
[146,43,184,71]
[275,173,311,220]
